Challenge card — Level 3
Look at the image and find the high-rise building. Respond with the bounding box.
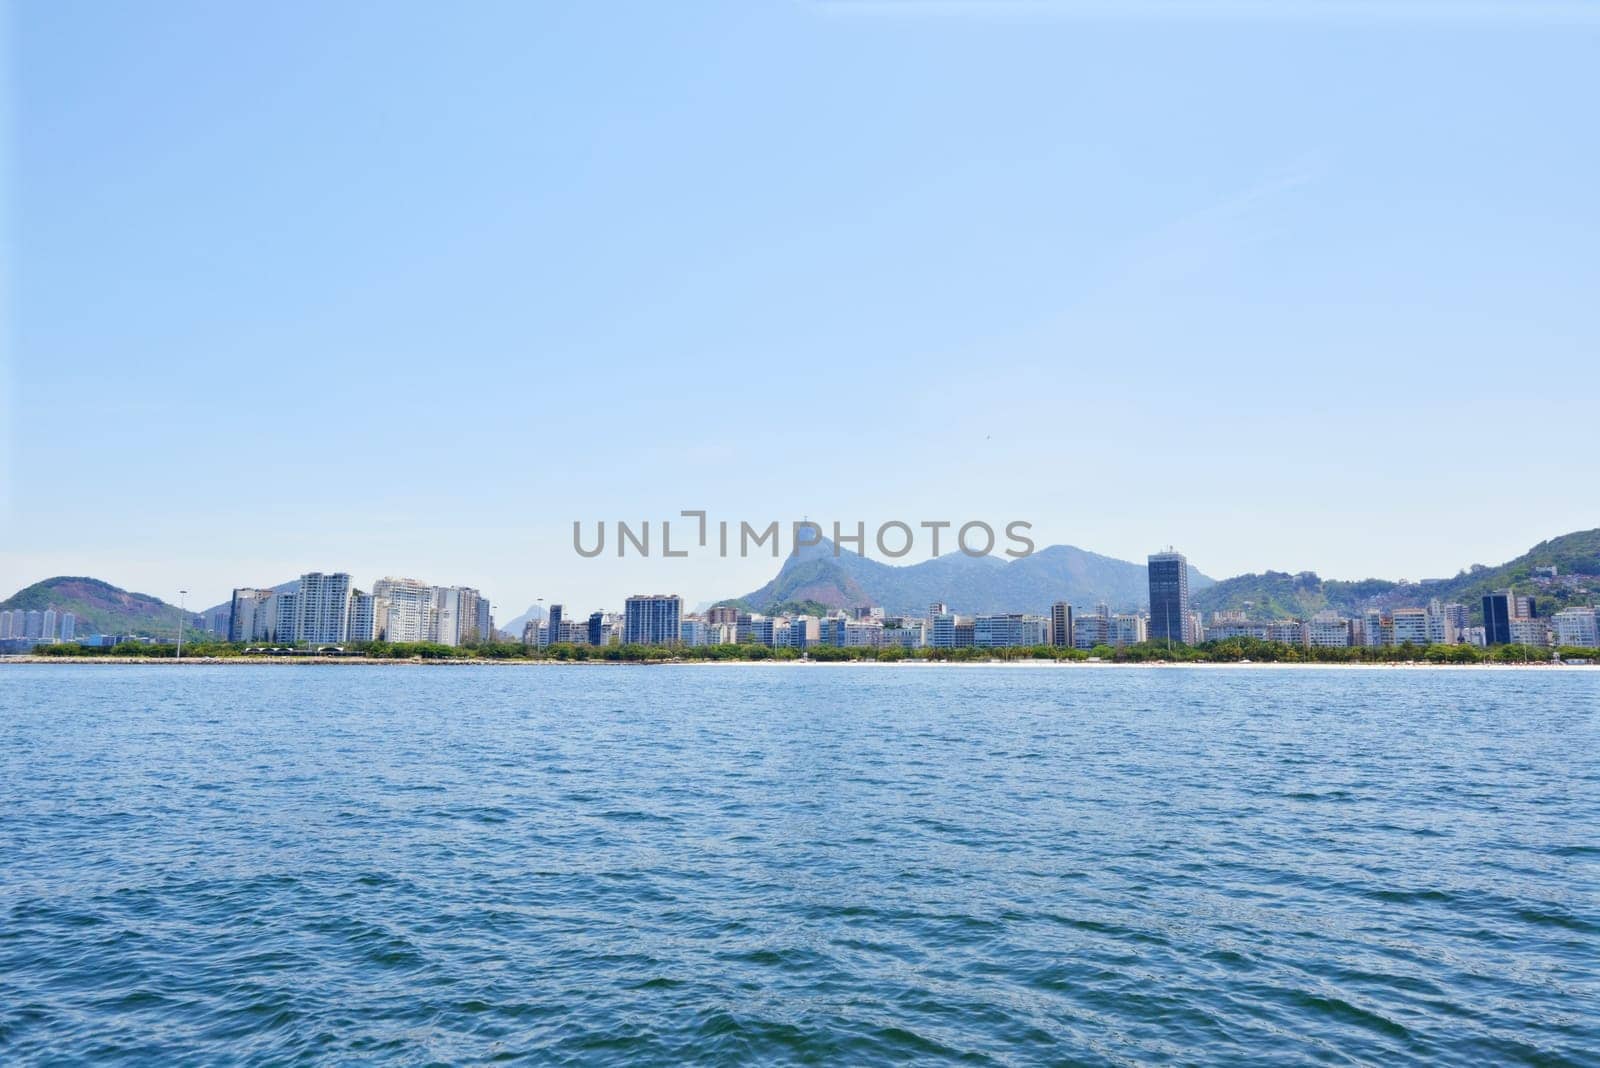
[1307,611,1352,648]
[1207,619,1267,641]
[1482,592,1512,645]
[41,608,58,643]
[0,610,12,639]
[679,617,708,646]
[202,605,231,636]
[229,588,281,643]
[348,591,377,642]
[1147,550,1191,645]
[1113,614,1148,647]
[1551,607,1598,647]
[1266,620,1306,646]
[59,612,76,642]
[433,587,464,646]
[547,604,564,646]
[973,614,1050,648]
[882,621,926,648]
[836,617,883,647]
[1073,608,1111,650]
[442,587,488,644]
[1390,607,1430,645]
[788,615,820,650]
[295,572,352,645]
[275,593,299,644]
[371,578,433,642]
[1509,617,1549,647]
[929,602,948,622]
[930,611,958,649]
[588,611,605,646]
[623,594,682,646]
[707,606,739,627]
[1429,601,1467,645]
[1050,602,1073,648]
[24,609,43,640]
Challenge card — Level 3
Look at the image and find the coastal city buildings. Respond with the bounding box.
[1308,611,1354,648]
[372,578,433,643]
[295,572,353,645]
[1552,607,1598,647]
[228,588,282,643]
[1050,602,1073,648]
[227,572,494,647]
[0,607,75,643]
[1482,592,1513,646]
[1508,617,1548,647]
[1113,613,1148,647]
[623,594,683,646]
[1147,550,1191,645]
[15,545,1596,656]
[1073,607,1111,650]
[348,591,377,643]
[973,614,1049,648]
[1390,607,1431,646]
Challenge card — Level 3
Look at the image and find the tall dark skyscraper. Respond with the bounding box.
[547,604,563,645]
[1148,550,1191,645]
[1482,592,1512,645]
[1051,602,1073,648]
[588,611,604,646]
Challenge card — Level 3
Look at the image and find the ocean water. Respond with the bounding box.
[0,663,1595,1065]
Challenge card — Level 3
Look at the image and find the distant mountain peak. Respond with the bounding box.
[727,541,1212,616]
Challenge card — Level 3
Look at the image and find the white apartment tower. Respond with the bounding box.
[294,572,353,644]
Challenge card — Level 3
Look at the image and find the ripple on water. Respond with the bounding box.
[0,664,1596,1065]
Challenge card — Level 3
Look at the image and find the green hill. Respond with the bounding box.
[1,577,202,640]
[1195,529,1600,622]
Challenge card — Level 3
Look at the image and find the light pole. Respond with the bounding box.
[177,590,188,660]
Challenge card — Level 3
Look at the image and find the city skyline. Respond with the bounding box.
[6,542,1594,655]
[3,521,1600,629]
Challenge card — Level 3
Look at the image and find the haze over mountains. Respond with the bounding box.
[724,530,1600,623]
[724,539,1214,616]
[5,529,1596,638]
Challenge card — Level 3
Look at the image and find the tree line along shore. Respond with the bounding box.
[17,638,1597,665]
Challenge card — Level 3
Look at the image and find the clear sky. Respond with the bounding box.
[3,0,1597,619]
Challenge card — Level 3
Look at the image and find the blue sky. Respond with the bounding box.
[3,0,1597,618]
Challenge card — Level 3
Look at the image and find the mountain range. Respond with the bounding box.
[723,529,1600,624]
[6,528,1595,640]
[723,539,1214,616]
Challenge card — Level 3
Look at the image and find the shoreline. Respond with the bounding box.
[1,656,1587,670]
